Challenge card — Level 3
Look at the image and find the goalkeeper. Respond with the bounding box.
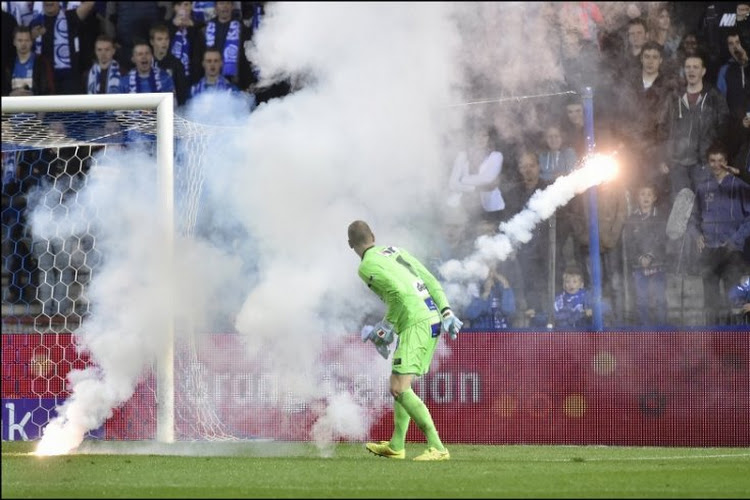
[348,220,463,461]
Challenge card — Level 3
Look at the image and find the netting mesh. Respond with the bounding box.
[2,107,238,441]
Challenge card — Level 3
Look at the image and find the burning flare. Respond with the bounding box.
[439,152,620,287]
[34,418,85,456]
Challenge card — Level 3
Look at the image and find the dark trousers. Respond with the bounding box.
[698,247,747,325]
[633,270,667,326]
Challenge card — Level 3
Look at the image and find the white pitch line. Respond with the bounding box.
[549,453,750,462]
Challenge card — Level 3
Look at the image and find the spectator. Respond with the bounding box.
[537,122,580,291]
[29,1,95,94]
[189,47,238,98]
[1,7,18,75]
[614,17,650,82]
[2,25,55,96]
[463,264,516,330]
[501,150,552,327]
[619,41,676,192]
[737,2,750,49]
[204,0,255,91]
[552,264,610,329]
[85,34,121,94]
[623,182,669,326]
[649,3,682,62]
[562,95,586,159]
[659,52,730,212]
[716,2,750,62]
[626,17,650,58]
[717,30,750,160]
[169,1,206,85]
[728,272,750,324]
[150,24,189,106]
[673,31,700,80]
[558,21,601,95]
[557,2,604,51]
[446,125,505,224]
[109,1,160,72]
[120,40,175,95]
[538,124,578,183]
[570,149,628,325]
[687,142,750,325]
[699,3,725,85]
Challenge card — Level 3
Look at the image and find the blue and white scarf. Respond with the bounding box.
[125,67,163,93]
[8,1,39,26]
[192,1,215,23]
[32,9,71,70]
[190,75,234,97]
[171,28,191,78]
[205,19,240,76]
[87,60,120,94]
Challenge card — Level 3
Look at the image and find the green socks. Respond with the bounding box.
[389,399,410,451]
[393,388,445,451]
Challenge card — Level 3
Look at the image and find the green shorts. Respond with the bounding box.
[391,320,441,376]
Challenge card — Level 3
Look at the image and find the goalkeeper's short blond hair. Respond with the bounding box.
[348,220,374,248]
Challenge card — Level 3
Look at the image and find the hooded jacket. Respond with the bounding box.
[662,84,730,168]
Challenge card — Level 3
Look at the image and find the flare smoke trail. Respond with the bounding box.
[439,154,618,308]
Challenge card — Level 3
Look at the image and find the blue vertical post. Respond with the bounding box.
[582,86,603,331]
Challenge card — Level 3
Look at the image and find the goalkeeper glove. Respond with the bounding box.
[360,319,395,359]
[441,308,463,340]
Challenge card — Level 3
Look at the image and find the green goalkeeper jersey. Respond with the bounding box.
[358,245,450,333]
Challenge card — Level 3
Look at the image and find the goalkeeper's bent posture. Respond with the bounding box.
[348,220,463,461]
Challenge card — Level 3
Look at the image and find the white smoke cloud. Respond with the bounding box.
[29,2,622,456]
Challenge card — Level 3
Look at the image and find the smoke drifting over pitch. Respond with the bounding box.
[31,2,633,456]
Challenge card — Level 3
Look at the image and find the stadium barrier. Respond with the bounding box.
[2,330,748,446]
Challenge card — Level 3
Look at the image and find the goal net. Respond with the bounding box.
[1,94,238,442]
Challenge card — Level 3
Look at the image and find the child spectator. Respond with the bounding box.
[553,265,610,329]
[728,273,750,324]
[624,183,669,326]
[463,265,516,330]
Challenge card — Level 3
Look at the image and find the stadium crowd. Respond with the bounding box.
[1,1,749,329]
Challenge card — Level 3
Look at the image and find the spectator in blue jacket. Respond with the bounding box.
[120,41,175,95]
[687,142,750,325]
[728,272,750,324]
[463,265,516,330]
[553,265,612,329]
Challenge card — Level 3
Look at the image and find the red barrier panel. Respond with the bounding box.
[2,331,748,446]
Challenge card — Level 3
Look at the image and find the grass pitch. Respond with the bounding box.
[2,440,749,498]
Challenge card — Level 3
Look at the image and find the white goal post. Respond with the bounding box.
[2,93,176,443]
